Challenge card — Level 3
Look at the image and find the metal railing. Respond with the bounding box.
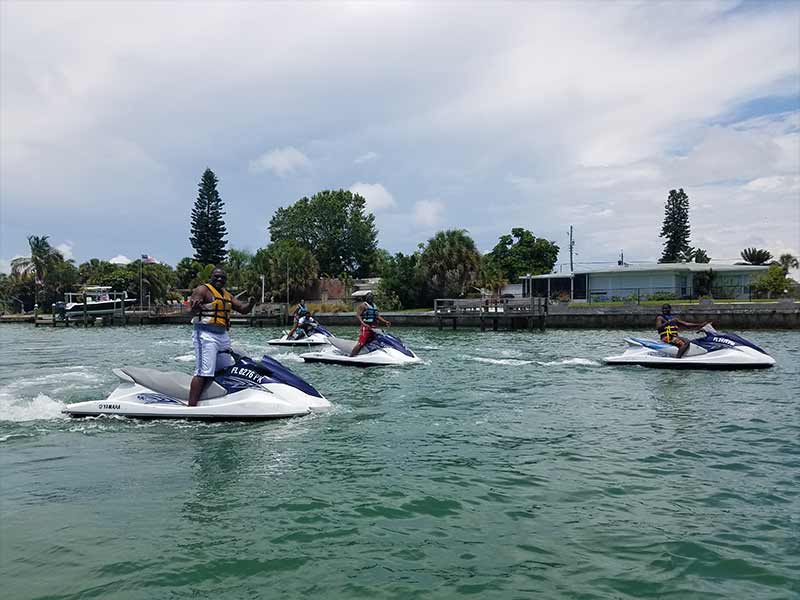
[537,285,779,304]
[434,297,547,315]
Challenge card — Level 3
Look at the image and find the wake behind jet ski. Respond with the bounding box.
[267,315,333,347]
[604,324,775,369]
[63,350,331,419]
[301,330,421,367]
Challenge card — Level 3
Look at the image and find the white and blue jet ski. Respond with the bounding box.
[267,316,333,347]
[63,350,331,420]
[604,325,775,369]
[301,329,421,367]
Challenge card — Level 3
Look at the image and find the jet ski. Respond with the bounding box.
[63,350,331,420]
[300,329,421,367]
[604,325,775,369]
[267,316,333,347]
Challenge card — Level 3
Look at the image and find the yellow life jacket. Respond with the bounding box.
[196,283,233,329]
[658,314,678,341]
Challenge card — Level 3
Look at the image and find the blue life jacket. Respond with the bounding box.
[362,302,378,325]
[295,304,308,318]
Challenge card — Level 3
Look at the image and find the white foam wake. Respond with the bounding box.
[0,393,66,422]
[537,358,601,366]
[468,356,534,366]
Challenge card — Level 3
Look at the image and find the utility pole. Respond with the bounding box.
[286,256,290,323]
[568,225,575,273]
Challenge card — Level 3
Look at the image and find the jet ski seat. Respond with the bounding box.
[114,367,227,402]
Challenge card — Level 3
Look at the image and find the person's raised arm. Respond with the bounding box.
[356,303,367,327]
[232,296,256,315]
[189,285,207,315]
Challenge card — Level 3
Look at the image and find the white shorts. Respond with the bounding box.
[193,327,233,377]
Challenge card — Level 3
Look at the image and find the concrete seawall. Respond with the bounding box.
[3,301,798,329]
[319,301,800,330]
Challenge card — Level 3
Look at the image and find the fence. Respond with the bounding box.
[542,285,780,304]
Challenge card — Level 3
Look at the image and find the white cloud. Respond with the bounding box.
[248,147,310,177]
[354,151,379,164]
[109,255,132,265]
[414,200,444,227]
[1,2,798,266]
[55,241,73,260]
[349,182,396,213]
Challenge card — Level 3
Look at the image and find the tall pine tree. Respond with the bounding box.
[190,168,228,265]
[658,188,691,263]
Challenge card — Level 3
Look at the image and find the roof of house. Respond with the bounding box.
[522,263,770,279]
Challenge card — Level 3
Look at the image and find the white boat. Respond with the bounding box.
[603,325,775,369]
[57,286,135,320]
[301,330,421,367]
[63,351,331,420]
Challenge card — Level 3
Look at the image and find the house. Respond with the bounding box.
[351,277,381,302]
[520,263,769,302]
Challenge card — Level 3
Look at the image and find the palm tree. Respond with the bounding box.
[421,229,482,298]
[740,247,773,265]
[10,235,64,304]
[778,253,799,276]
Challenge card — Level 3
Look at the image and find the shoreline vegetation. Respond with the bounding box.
[2,174,797,318]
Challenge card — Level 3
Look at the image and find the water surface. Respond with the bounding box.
[1,324,798,599]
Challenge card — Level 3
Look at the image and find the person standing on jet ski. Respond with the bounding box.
[350,291,391,356]
[188,268,255,406]
[286,299,309,340]
[656,303,708,358]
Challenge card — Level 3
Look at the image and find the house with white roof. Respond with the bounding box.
[520,263,769,302]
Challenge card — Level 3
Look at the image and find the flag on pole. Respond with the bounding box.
[141,254,158,264]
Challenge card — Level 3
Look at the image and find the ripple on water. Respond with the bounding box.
[0,325,798,599]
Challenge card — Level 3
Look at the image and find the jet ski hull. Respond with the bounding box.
[301,348,421,367]
[604,330,775,369]
[267,333,330,347]
[301,333,421,367]
[603,351,775,369]
[64,353,331,420]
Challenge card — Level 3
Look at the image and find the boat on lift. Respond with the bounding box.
[55,286,136,320]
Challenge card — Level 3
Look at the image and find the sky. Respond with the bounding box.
[1,1,799,274]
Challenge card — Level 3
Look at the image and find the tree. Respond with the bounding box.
[484,228,559,281]
[11,235,67,306]
[225,248,253,291]
[475,258,508,297]
[682,246,710,263]
[190,168,228,265]
[78,259,117,284]
[377,251,427,309]
[778,253,799,275]
[752,264,791,298]
[420,229,481,298]
[268,189,378,277]
[247,241,318,302]
[659,188,691,263]
[693,269,716,297]
[740,247,773,265]
[175,257,201,289]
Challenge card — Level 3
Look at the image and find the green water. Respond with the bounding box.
[1,324,798,599]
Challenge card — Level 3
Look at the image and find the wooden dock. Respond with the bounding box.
[434,297,547,331]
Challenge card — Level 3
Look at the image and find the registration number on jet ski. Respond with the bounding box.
[229,367,262,382]
[99,404,120,410]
